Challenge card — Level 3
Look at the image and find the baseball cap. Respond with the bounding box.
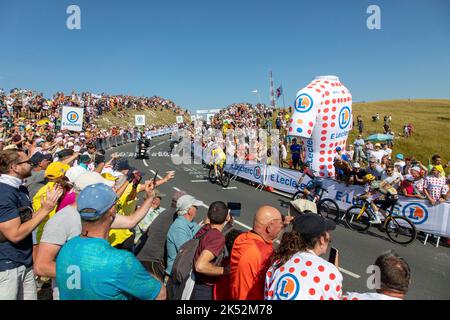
[176,195,205,214]
[374,143,381,148]
[57,149,74,159]
[30,152,52,166]
[396,154,404,160]
[405,175,414,182]
[77,183,118,221]
[293,213,336,241]
[45,162,70,179]
[335,146,342,152]
[353,162,361,169]
[74,172,115,192]
[411,166,421,173]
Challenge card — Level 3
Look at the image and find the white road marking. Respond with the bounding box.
[191,180,209,183]
[338,267,361,279]
[143,159,149,167]
[173,187,181,192]
[222,187,238,190]
[157,141,165,146]
[149,169,156,174]
[233,220,252,230]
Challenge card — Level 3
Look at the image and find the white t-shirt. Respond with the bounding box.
[265,251,343,300]
[370,150,387,163]
[381,171,403,187]
[344,292,401,300]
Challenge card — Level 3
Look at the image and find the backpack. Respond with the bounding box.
[170,225,233,300]
[169,230,211,300]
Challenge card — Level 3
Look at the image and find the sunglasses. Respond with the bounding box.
[15,159,32,165]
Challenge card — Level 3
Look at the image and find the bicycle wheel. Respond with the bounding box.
[385,216,417,245]
[317,199,341,222]
[208,166,217,184]
[220,171,230,188]
[345,205,371,232]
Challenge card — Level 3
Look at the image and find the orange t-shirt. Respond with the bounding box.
[229,231,274,300]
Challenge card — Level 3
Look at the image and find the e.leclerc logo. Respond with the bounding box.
[402,203,428,225]
[294,93,313,113]
[338,106,351,129]
[67,111,79,124]
[253,166,262,180]
[275,274,300,300]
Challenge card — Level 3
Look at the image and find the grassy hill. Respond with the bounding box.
[276,99,450,170]
[96,108,190,130]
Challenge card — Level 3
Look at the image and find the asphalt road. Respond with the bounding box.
[107,136,450,300]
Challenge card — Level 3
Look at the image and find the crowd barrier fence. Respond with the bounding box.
[192,147,450,241]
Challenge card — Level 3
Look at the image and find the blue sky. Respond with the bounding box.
[0,0,449,110]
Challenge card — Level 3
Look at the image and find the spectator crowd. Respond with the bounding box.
[0,89,417,301]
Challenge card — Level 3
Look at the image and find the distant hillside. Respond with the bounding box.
[96,108,190,129]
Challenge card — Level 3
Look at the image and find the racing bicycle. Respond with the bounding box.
[208,164,231,188]
[293,185,341,222]
[344,198,417,245]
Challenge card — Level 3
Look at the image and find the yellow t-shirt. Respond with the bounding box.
[33,182,58,244]
[108,184,137,247]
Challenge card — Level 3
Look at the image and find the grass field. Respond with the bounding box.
[97,108,189,130]
[275,99,450,172]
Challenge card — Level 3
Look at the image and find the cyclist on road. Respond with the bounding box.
[356,174,399,224]
[299,164,323,202]
[210,143,226,178]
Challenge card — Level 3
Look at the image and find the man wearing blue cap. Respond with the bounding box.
[56,183,166,300]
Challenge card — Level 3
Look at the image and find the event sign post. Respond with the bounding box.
[61,106,84,132]
[135,115,146,126]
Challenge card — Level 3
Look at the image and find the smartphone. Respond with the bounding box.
[227,202,241,217]
[328,247,338,265]
[153,170,159,187]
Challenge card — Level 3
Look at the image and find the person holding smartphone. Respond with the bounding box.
[265,213,343,300]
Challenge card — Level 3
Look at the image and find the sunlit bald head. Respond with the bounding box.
[253,206,284,242]
[254,206,282,227]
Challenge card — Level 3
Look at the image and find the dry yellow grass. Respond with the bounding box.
[97,108,189,129]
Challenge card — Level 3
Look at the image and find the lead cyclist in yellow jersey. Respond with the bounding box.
[210,144,226,178]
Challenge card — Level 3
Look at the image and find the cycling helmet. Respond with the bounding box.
[363,174,376,182]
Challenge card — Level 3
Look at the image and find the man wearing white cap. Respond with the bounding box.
[349,162,367,185]
[34,172,158,300]
[165,194,205,277]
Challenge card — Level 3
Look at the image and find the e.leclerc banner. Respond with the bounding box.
[224,163,266,185]
[264,166,450,237]
[61,106,84,132]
